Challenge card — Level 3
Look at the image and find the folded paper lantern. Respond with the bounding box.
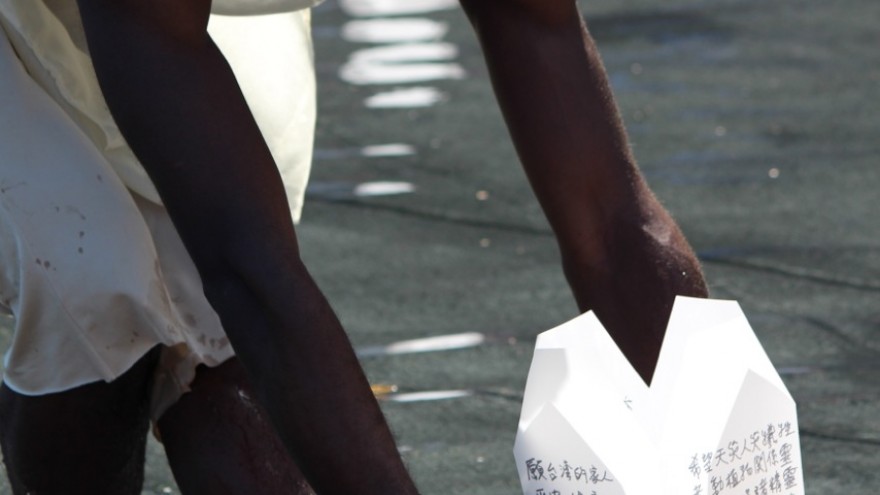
[514,296,803,495]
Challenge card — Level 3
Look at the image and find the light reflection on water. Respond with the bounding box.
[348,42,458,65]
[340,31,464,85]
[338,0,464,100]
[365,86,447,108]
[341,61,465,85]
[362,143,416,157]
[342,18,449,43]
[383,389,473,403]
[355,181,416,196]
[306,180,416,200]
[321,0,468,198]
[339,0,458,17]
[357,332,486,358]
[359,332,486,404]
[313,143,415,160]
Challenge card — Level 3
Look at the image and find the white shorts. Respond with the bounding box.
[0,1,317,419]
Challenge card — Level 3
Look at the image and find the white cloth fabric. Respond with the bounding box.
[0,0,317,418]
[0,0,317,223]
[212,0,323,16]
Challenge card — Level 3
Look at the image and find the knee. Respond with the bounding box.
[459,0,577,26]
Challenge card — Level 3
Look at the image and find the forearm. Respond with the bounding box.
[462,0,708,380]
[76,1,416,492]
[461,1,640,255]
[211,255,416,494]
[462,1,707,279]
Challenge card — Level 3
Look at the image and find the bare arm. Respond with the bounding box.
[460,0,708,382]
[76,0,417,492]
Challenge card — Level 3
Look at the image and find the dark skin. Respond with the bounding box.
[0,0,707,492]
[0,354,315,495]
[74,0,417,493]
[157,359,315,494]
[0,349,160,494]
[460,0,708,382]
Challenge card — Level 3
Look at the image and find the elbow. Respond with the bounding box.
[195,227,307,313]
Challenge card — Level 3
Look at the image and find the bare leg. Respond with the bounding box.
[460,0,708,382]
[0,347,159,495]
[158,358,314,495]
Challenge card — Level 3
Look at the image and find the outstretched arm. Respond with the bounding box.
[460,0,708,382]
[76,0,417,492]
